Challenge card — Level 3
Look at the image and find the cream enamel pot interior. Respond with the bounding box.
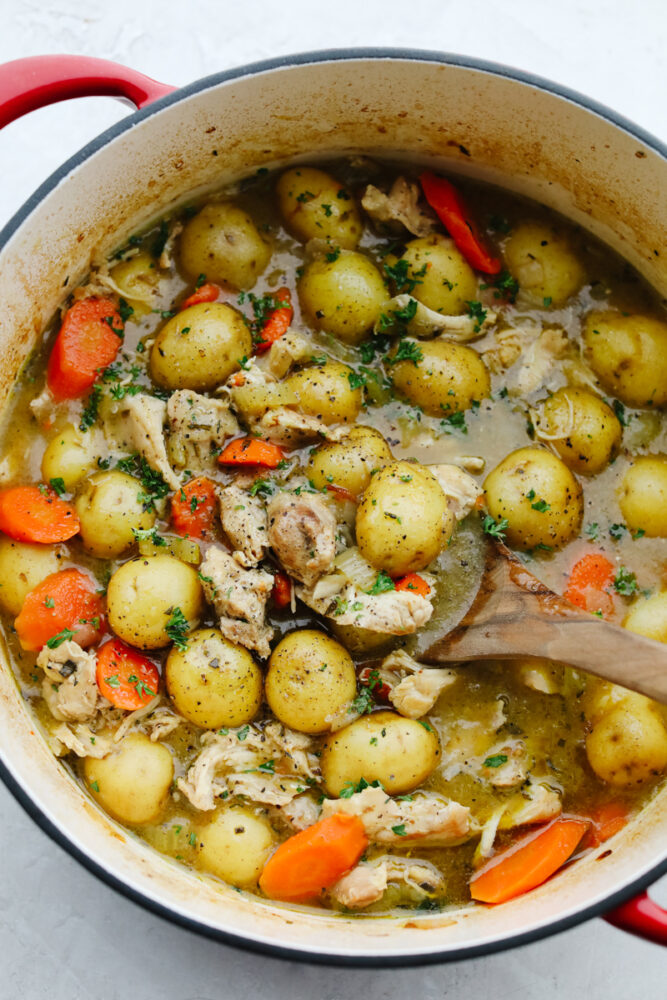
[0,50,666,964]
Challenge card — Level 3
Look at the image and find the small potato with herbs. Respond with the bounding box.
[321,710,441,796]
[276,167,361,249]
[297,251,387,344]
[180,202,271,290]
[196,806,276,886]
[484,446,583,550]
[392,235,477,314]
[41,423,99,491]
[84,733,174,824]
[624,591,667,643]
[355,460,453,576]
[536,387,622,475]
[586,703,667,786]
[110,250,161,318]
[107,554,203,649]
[308,426,392,497]
[151,302,251,391]
[0,539,67,616]
[166,628,262,729]
[75,469,155,559]
[582,312,667,408]
[505,221,586,307]
[618,455,667,537]
[265,630,357,734]
[286,360,362,425]
[390,339,490,418]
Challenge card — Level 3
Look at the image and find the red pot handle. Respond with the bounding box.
[0,55,175,129]
[604,890,667,946]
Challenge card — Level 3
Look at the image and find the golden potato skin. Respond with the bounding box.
[618,455,667,537]
[107,555,203,649]
[321,710,441,796]
[0,539,66,616]
[505,221,586,306]
[180,202,271,290]
[196,806,276,886]
[84,733,173,824]
[75,469,155,559]
[396,235,477,314]
[265,629,357,734]
[356,460,454,576]
[286,360,362,425]
[586,704,667,786]
[166,628,262,729]
[150,302,251,391]
[110,250,160,318]
[538,387,622,475]
[624,591,667,643]
[41,424,98,491]
[484,446,583,550]
[582,311,667,408]
[276,167,361,249]
[297,252,387,344]
[308,426,392,497]
[390,339,490,417]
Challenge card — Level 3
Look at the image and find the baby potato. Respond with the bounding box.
[355,460,453,576]
[166,628,262,729]
[276,167,361,249]
[586,703,667,786]
[329,621,397,657]
[395,235,477,314]
[582,311,667,408]
[618,455,667,537]
[286,360,362,424]
[110,250,160,318]
[390,339,490,418]
[75,470,155,559]
[308,426,393,497]
[196,806,276,886]
[107,554,203,649]
[41,424,99,491]
[624,590,667,643]
[0,539,66,616]
[265,629,357,734]
[321,710,441,796]
[84,733,173,824]
[483,446,583,550]
[537,387,622,475]
[179,202,271,290]
[150,302,251,391]
[297,252,387,344]
[505,221,586,307]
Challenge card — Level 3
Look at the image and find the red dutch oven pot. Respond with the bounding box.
[0,51,665,964]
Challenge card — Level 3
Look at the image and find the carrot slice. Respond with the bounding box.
[581,802,629,849]
[96,638,160,710]
[271,570,292,609]
[253,287,293,353]
[171,477,217,540]
[419,172,502,275]
[181,282,221,309]
[218,437,285,468]
[15,568,105,651]
[0,486,79,543]
[394,573,430,598]
[564,552,615,617]
[470,818,589,904]
[259,813,368,902]
[47,297,124,400]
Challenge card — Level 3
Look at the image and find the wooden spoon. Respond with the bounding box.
[421,540,667,704]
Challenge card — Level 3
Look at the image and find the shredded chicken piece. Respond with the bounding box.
[299,577,434,635]
[199,546,274,657]
[256,329,313,379]
[145,708,184,742]
[483,327,525,373]
[374,294,495,341]
[29,385,55,421]
[516,660,563,695]
[256,408,348,447]
[453,455,485,474]
[390,669,457,719]
[267,492,337,587]
[167,390,238,473]
[218,484,268,568]
[438,700,508,781]
[514,328,569,394]
[48,722,112,759]
[158,220,183,269]
[105,393,179,489]
[273,794,321,832]
[113,695,161,742]
[38,642,99,723]
[428,463,483,521]
[330,856,445,910]
[482,741,529,788]
[321,786,474,846]
[361,177,436,237]
[498,782,562,829]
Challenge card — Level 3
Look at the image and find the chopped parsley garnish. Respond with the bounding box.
[465,300,487,332]
[613,567,638,596]
[383,258,425,294]
[165,606,189,650]
[609,523,627,540]
[481,270,519,303]
[118,298,134,323]
[90,781,100,793]
[440,410,467,434]
[48,477,66,497]
[43,597,55,609]
[585,522,600,541]
[482,514,509,541]
[483,753,508,768]
[530,498,551,513]
[151,219,169,257]
[46,627,76,649]
[391,824,407,837]
[237,724,250,741]
[339,777,382,798]
[116,454,170,511]
[366,570,395,595]
[325,247,341,262]
[104,674,121,689]
[132,526,167,547]
[79,385,102,432]
[384,339,423,367]
[611,399,629,427]
[249,478,275,498]
[347,370,367,390]
[349,688,375,717]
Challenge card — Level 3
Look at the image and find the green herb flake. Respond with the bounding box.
[465,300,487,332]
[366,571,395,596]
[482,514,509,541]
[165,606,190,650]
[384,339,423,367]
[391,824,407,837]
[613,567,638,597]
[46,627,76,649]
[483,753,508,768]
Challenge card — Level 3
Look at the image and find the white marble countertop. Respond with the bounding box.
[0,1,665,996]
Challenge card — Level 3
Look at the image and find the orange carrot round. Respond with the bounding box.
[271,570,292,609]
[581,802,629,849]
[0,486,79,543]
[96,638,160,710]
[47,297,124,400]
[171,477,217,539]
[15,568,105,651]
[181,282,221,309]
[564,552,615,617]
[470,817,588,904]
[253,287,293,353]
[394,573,430,598]
[218,437,285,468]
[259,813,368,902]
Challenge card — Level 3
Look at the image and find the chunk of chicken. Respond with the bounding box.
[482,741,529,788]
[299,577,434,635]
[321,786,474,846]
[167,389,238,473]
[267,492,337,587]
[514,328,569,395]
[38,641,99,723]
[361,177,436,237]
[275,794,321,832]
[48,722,112,759]
[199,546,274,657]
[428,464,483,521]
[256,407,348,448]
[256,330,313,380]
[498,782,562,829]
[105,393,180,489]
[330,856,445,909]
[374,294,496,341]
[389,670,457,719]
[218,484,268,568]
